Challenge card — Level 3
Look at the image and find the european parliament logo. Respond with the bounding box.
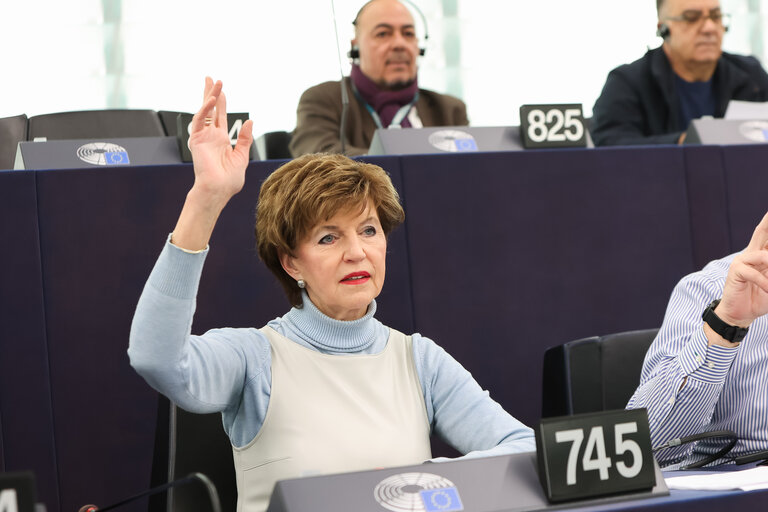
[427,130,478,153]
[76,142,131,166]
[373,472,464,512]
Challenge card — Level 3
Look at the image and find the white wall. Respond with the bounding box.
[0,0,760,136]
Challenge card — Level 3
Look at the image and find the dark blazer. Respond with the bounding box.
[289,78,469,157]
[590,47,768,146]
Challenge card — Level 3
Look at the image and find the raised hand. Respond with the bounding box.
[188,77,254,205]
[171,78,254,251]
[717,211,768,330]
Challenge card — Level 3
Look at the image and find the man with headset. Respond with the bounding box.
[590,0,768,146]
[289,0,468,157]
[629,210,768,467]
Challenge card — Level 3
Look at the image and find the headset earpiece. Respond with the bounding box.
[657,23,670,40]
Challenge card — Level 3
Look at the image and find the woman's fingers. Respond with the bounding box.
[232,119,254,161]
[191,79,224,134]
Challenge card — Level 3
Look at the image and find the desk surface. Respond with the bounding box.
[579,467,768,511]
[268,451,768,512]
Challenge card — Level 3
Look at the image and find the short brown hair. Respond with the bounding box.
[255,153,405,307]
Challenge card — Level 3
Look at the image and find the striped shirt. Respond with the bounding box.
[628,252,768,467]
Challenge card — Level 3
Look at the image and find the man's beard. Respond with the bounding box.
[380,78,416,91]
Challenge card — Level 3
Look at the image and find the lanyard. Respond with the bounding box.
[351,82,419,129]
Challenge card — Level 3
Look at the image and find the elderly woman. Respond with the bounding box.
[128,79,534,512]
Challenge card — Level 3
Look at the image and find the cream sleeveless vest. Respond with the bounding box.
[232,326,432,512]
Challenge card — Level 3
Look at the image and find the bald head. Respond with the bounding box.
[351,0,420,90]
[353,0,413,34]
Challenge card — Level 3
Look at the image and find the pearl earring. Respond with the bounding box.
[297,279,305,289]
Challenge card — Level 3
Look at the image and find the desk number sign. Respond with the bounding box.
[535,409,656,503]
[519,104,588,149]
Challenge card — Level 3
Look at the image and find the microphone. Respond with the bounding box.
[653,429,737,469]
[330,0,349,156]
[77,473,221,512]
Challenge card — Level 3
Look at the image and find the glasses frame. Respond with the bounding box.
[665,9,731,28]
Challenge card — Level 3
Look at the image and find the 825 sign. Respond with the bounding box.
[519,104,588,149]
[536,409,656,503]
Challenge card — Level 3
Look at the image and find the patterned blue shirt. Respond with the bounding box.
[628,253,768,466]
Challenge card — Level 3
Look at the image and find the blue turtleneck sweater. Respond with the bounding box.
[128,241,535,459]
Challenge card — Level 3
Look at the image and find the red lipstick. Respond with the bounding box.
[341,271,371,284]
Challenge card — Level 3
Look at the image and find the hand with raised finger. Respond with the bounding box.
[188,77,254,209]
[717,211,768,329]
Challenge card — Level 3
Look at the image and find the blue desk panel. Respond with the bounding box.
[0,170,59,510]
[720,144,768,251]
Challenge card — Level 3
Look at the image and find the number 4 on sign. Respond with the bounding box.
[582,427,612,481]
[228,119,243,146]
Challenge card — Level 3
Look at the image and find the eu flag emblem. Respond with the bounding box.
[420,487,463,511]
[454,138,478,152]
[105,151,130,165]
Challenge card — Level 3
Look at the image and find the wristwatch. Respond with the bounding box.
[702,299,749,343]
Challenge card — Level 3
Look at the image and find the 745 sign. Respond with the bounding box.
[536,409,656,502]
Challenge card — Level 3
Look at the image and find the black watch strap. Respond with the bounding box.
[702,299,749,343]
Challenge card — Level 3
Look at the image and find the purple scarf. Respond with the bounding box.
[350,64,418,128]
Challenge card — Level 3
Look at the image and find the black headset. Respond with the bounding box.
[348,0,429,61]
[656,23,671,40]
